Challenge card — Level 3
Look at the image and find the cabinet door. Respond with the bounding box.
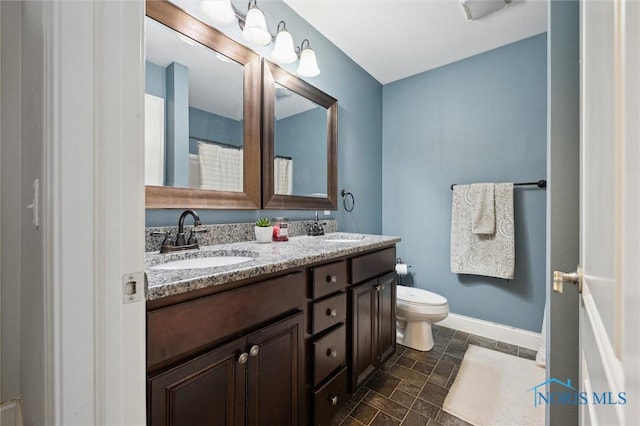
[349,280,377,390]
[377,272,396,365]
[246,311,304,426]
[148,338,246,426]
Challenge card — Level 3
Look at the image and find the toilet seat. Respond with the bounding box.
[397,286,447,306]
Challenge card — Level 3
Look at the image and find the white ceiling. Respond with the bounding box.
[283,0,548,84]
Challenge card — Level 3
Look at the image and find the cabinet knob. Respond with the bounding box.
[326,275,337,283]
[330,396,338,406]
[326,348,337,358]
[249,345,259,357]
[327,308,338,318]
[238,352,249,364]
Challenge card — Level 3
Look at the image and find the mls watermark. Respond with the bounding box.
[527,378,627,408]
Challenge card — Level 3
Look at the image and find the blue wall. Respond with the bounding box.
[382,34,547,332]
[165,62,190,187]
[189,107,242,153]
[275,107,327,195]
[145,61,165,98]
[145,1,383,231]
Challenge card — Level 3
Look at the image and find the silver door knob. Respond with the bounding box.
[326,275,337,283]
[249,345,260,357]
[326,348,337,358]
[553,266,583,294]
[327,308,338,318]
[238,352,249,364]
[330,396,338,406]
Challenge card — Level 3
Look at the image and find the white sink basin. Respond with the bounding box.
[151,256,254,270]
[321,235,366,243]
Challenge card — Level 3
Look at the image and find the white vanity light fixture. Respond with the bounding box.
[200,0,236,26]
[296,39,320,77]
[270,21,298,64]
[199,0,321,77]
[242,0,271,46]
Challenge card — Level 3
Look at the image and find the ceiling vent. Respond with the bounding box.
[461,0,512,21]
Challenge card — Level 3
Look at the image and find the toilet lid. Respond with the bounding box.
[396,285,448,306]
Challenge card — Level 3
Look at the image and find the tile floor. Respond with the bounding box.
[329,325,538,426]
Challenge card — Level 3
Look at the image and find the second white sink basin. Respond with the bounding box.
[151,256,254,270]
[321,235,366,243]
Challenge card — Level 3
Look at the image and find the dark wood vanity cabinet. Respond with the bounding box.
[147,272,306,426]
[349,249,397,391]
[146,245,397,426]
[148,312,303,426]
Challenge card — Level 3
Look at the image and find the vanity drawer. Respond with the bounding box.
[147,272,305,370]
[313,324,346,385]
[350,247,396,284]
[311,260,347,299]
[312,292,346,334]
[313,367,348,426]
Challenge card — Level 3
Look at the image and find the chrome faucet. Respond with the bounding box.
[176,209,202,246]
[151,209,207,253]
[307,211,325,236]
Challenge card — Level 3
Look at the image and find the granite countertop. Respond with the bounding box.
[145,232,401,301]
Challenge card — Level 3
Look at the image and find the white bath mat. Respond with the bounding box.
[443,344,545,426]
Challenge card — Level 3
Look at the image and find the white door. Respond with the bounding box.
[555,0,639,424]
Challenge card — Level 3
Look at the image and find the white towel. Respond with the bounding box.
[471,183,495,234]
[274,157,292,195]
[451,183,515,279]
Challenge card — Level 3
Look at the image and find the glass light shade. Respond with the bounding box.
[270,30,297,64]
[296,47,320,77]
[200,1,236,26]
[243,7,271,46]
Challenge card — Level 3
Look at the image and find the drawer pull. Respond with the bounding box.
[238,352,249,364]
[327,308,338,318]
[326,275,337,283]
[330,396,338,406]
[249,345,259,357]
[326,348,337,358]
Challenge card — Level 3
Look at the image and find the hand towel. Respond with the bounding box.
[471,183,495,234]
[451,183,515,279]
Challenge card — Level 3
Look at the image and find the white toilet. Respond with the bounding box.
[396,285,449,351]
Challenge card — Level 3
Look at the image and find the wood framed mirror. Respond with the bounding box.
[145,0,261,209]
[262,60,338,210]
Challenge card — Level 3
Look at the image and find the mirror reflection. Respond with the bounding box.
[273,83,328,197]
[145,16,245,192]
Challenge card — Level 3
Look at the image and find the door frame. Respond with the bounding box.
[43,1,146,424]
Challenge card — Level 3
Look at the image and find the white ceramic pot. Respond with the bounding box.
[254,226,273,243]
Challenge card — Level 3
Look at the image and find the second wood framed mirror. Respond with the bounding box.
[262,60,338,210]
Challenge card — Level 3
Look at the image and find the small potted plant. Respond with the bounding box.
[254,218,273,244]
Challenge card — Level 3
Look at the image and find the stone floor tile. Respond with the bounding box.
[418,382,448,407]
[363,391,410,420]
[351,402,379,425]
[371,411,402,426]
[401,410,430,426]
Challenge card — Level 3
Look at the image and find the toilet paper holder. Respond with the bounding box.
[396,258,412,268]
[395,258,411,285]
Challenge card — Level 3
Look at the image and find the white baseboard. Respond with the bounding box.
[1,399,23,426]
[439,313,541,351]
